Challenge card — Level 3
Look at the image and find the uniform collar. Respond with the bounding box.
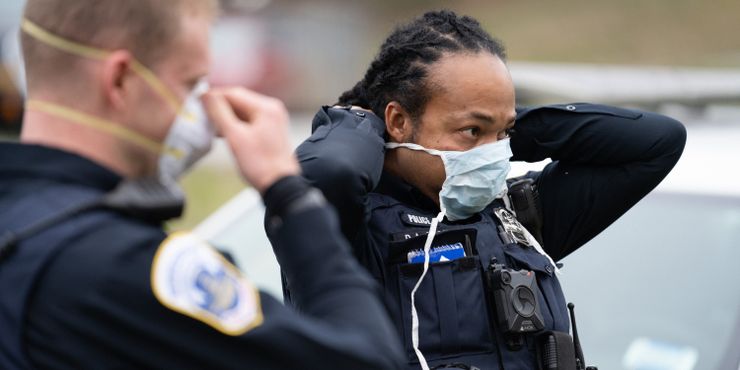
[375,170,440,213]
[0,141,122,191]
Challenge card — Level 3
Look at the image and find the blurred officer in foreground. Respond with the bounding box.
[0,0,403,369]
[284,10,686,370]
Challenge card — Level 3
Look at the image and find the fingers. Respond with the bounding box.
[220,88,288,125]
[201,91,245,138]
[200,86,297,192]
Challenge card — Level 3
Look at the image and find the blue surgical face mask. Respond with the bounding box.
[385,139,513,221]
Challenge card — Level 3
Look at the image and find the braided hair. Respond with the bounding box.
[337,10,506,121]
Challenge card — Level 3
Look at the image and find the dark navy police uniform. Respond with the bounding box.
[0,142,404,369]
[286,104,686,369]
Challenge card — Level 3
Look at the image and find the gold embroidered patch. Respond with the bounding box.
[151,232,263,335]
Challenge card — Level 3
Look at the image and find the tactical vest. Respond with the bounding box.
[364,192,570,370]
[0,184,114,369]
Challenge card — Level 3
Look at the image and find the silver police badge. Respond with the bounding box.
[493,208,533,247]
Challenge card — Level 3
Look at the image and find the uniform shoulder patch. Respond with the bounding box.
[151,232,263,336]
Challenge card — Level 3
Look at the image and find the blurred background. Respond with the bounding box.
[1,0,739,229]
[1,1,739,369]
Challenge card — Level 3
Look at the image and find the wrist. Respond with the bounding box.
[263,175,326,234]
[249,162,301,195]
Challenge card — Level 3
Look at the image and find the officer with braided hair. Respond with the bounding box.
[277,10,686,370]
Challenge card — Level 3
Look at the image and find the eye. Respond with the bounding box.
[184,79,198,91]
[460,127,480,138]
[500,124,516,140]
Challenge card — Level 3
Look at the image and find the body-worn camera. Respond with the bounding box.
[486,260,545,334]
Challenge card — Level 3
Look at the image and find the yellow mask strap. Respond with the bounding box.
[26,99,184,158]
[21,19,183,114]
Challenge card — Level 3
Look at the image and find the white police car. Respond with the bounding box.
[196,112,740,370]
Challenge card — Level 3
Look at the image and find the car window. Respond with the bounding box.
[559,191,740,370]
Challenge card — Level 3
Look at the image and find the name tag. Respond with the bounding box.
[407,242,466,264]
[400,212,433,227]
[388,228,477,264]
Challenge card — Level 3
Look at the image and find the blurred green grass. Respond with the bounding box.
[167,165,246,231]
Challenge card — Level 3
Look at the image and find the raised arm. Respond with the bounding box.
[296,106,386,241]
[511,103,686,260]
[257,175,404,369]
[202,89,402,369]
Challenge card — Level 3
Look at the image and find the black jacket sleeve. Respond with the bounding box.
[259,175,404,369]
[25,179,404,370]
[511,103,687,260]
[295,107,387,243]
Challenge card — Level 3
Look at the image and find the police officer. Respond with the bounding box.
[0,1,404,369]
[284,10,687,370]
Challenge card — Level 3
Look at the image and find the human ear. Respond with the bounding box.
[100,50,135,111]
[384,101,414,143]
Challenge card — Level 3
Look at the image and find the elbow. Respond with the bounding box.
[644,112,688,162]
[662,116,687,168]
[662,115,688,154]
[632,113,689,189]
